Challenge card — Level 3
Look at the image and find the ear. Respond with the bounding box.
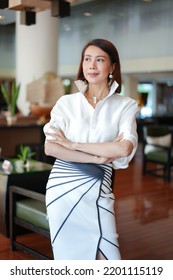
[110,63,116,73]
[112,63,116,72]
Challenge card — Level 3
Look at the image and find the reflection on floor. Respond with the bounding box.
[115,145,173,260]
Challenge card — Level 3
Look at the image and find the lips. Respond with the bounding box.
[87,73,99,77]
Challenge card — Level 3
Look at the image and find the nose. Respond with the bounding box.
[89,60,96,69]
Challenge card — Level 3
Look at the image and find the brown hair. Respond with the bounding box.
[77,38,122,93]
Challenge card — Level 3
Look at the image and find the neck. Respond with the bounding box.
[87,84,109,104]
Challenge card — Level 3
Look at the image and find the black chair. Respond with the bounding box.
[142,125,173,181]
[9,185,53,259]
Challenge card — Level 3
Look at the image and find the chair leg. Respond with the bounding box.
[10,224,17,251]
[9,190,17,251]
[166,165,171,182]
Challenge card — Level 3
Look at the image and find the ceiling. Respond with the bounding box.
[1,0,173,84]
[0,0,95,25]
[0,9,15,25]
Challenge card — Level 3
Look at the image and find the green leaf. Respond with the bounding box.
[17,145,35,162]
[0,80,20,115]
[0,83,10,106]
[10,81,20,115]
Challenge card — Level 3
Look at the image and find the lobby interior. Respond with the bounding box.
[0,0,173,260]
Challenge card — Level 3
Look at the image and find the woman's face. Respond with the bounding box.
[82,45,114,85]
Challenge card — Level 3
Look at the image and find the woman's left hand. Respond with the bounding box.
[46,126,74,149]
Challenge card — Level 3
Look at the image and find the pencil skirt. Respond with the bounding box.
[46,159,121,260]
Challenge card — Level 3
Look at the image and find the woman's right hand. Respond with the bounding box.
[95,156,113,164]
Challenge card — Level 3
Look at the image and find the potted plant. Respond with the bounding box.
[17,145,36,164]
[15,145,36,171]
[0,80,20,125]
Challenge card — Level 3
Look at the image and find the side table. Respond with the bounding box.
[0,160,52,237]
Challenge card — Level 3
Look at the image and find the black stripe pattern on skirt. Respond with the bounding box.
[45,159,121,260]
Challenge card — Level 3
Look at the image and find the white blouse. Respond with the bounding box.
[44,81,140,169]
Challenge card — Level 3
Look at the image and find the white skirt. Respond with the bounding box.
[46,159,121,260]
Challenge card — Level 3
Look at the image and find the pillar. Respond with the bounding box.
[15,9,58,115]
[123,75,138,100]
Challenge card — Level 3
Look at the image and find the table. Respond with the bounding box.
[0,159,52,237]
[0,122,45,158]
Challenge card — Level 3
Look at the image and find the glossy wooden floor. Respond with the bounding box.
[0,144,173,260]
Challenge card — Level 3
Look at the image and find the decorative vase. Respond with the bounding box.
[14,159,24,173]
[6,114,17,126]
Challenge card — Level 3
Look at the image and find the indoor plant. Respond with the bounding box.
[0,80,20,125]
[17,145,36,164]
[15,145,36,171]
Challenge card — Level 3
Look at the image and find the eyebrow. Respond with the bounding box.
[84,54,107,58]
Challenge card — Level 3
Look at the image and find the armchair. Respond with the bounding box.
[142,125,173,181]
[9,185,53,259]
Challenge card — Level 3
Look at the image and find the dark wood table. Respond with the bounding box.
[0,159,52,237]
[0,121,45,158]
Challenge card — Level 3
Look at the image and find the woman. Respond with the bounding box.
[43,38,139,260]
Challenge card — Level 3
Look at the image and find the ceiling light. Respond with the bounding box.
[83,12,92,17]
[0,14,5,20]
[117,12,125,17]
[142,0,153,3]
[64,24,71,31]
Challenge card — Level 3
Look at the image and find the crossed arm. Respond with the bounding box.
[44,126,133,165]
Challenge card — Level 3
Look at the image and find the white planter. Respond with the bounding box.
[6,114,17,126]
[14,160,24,173]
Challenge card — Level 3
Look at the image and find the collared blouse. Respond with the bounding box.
[44,81,139,169]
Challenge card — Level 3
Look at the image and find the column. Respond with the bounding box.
[15,9,58,115]
[123,75,138,100]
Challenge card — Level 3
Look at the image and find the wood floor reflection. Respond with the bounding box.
[0,144,173,260]
[114,144,173,260]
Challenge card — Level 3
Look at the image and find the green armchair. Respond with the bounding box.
[9,185,53,259]
[142,125,173,181]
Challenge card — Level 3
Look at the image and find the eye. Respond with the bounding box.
[84,57,91,62]
[97,58,104,62]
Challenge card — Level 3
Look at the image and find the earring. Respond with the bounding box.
[109,73,113,79]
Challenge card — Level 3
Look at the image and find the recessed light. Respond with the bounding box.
[0,14,5,20]
[83,12,92,17]
[142,0,153,3]
[64,24,71,31]
[117,12,125,17]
